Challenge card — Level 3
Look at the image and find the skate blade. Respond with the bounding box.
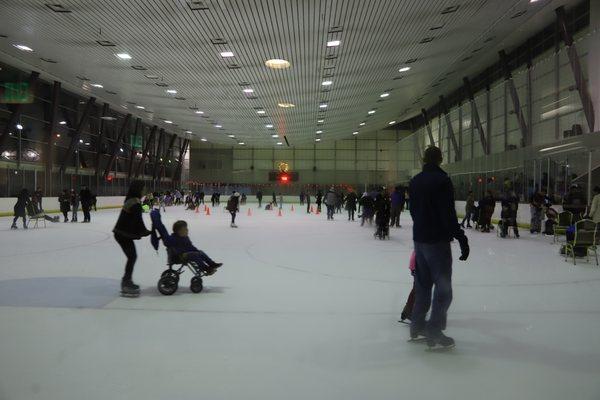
[120,292,140,298]
[426,344,456,352]
[407,337,428,343]
[397,320,410,324]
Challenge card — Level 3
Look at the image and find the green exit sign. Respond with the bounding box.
[0,82,33,104]
[130,134,142,150]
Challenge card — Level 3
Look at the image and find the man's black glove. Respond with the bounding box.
[457,234,470,261]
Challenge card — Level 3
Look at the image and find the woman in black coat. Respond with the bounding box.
[79,186,93,223]
[113,180,151,296]
[11,189,31,229]
[58,189,71,222]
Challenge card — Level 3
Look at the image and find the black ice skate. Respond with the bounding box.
[426,333,455,351]
[120,280,140,297]
[408,328,428,343]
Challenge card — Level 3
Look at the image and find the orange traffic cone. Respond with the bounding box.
[204,204,208,212]
[247,208,252,216]
[291,204,295,212]
[205,207,211,216]
[278,208,283,217]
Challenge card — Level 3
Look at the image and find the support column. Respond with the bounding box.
[440,95,460,161]
[464,77,489,155]
[45,81,60,196]
[60,97,96,173]
[421,109,435,146]
[104,114,131,178]
[499,50,529,147]
[588,0,600,132]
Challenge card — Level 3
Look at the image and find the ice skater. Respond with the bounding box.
[345,189,357,221]
[324,187,336,220]
[70,189,79,222]
[227,192,240,227]
[256,190,263,208]
[80,186,93,223]
[408,146,469,350]
[58,189,71,222]
[113,180,151,297]
[10,189,30,229]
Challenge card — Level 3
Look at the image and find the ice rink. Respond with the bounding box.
[1,204,599,400]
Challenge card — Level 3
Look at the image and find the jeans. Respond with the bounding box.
[115,235,137,282]
[72,204,79,221]
[230,211,237,224]
[461,211,473,227]
[183,250,215,270]
[411,241,453,337]
[326,205,334,220]
[390,206,402,227]
[82,205,91,222]
[347,208,355,220]
[530,206,542,232]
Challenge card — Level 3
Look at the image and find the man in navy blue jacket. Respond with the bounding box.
[408,146,469,350]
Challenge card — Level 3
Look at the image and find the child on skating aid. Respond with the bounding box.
[400,250,416,322]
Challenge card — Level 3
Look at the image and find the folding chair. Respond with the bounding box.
[564,219,598,266]
[554,211,573,243]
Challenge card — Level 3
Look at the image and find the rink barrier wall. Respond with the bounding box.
[454,201,563,227]
[0,196,125,216]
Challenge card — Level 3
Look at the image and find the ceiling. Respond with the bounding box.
[0,0,581,146]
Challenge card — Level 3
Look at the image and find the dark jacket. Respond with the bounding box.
[391,190,404,208]
[113,198,150,240]
[80,188,93,208]
[345,192,357,210]
[13,191,30,217]
[59,193,71,212]
[409,163,463,243]
[226,196,239,212]
[501,194,519,219]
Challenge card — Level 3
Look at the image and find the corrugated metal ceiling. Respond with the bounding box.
[0,0,574,145]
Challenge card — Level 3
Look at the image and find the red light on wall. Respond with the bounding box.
[106,175,113,182]
[279,174,289,183]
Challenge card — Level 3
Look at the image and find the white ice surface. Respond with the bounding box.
[0,205,599,400]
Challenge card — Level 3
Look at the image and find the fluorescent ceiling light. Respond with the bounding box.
[119,148,124,152]
[164,120,173,124]
[321,80,333,86]
[243,88,254,93]
[352,131,358,135]
[238,142,245,145]
[56,134,60,137]
[257,110,266,114]
[13,44,33,52]
[327,40,340,47]
[266,124,273,128]
[265,59,291,69]
[79,139,84,143]
[200,138,207,142]
[91,83,103,88]
[195,110,204,114]
[316,130,323,134]
[116,53,132,59]
[398,66,411,72]
[388,120,396,125]
[319,104,328,108]
[276,142,283,145]
[271,134,279,138]
[228,135,235,138]
[215,125,222,128]
[315,138,321,142]
[359,122,366,126]
[380,93,390,98]
[317,119,324,123]
[166,89,177,94]
[539,142,581,153]
[16,124,23,130]
[85,142,90,146]
[59,121,67,125]
[220,51,234,57]
[135,105,145,109]
[278,103,295,108]
[368,110,376,114]
[185,130,192,134]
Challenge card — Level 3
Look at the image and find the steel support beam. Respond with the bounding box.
[134,125,157,178]
[172,139,189,182]
[60,97,96,173]
[499,50,530,147]
[151,129,165,181]
[159,133,178,181]
[103,113,131,178]
[439,95,461,161]
[44,81,61,194]
[0,71,40,151]
[127,118,141,180]
[421,108,436,146]
[94,103,110,178]
[556,6,595,132]
[463,77,489,155]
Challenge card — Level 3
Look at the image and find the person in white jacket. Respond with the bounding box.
[587,186,600,223]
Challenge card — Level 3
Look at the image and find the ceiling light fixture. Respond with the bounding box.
[201,138,207,142]
[228,134,235,138]
[359,122,366,126]
[317,119,324,123]
[276,142,283,145]
[166,89,177,94]
[315,138,321,142]
[243,88,254,93]
[352,131,358,135]
[238,142,245,145]
[215,125,222,128]
[13,44,33,52]
[380,93,390,98]
[321,80,333,86]
[116,53,132,59]
[271,134,279,138]
[91,83,103,88]
[185,130,192,134]
[398,67,411,72]
[319,103,328,108]
[265,59,291,69]
[316,130,323,134]
[388,121,396,125]
[59,121,67,125]
[220,51,234,57]
[257,110,266,114]
[195,110,204,114]
[16,124,23,130]
[266,124,273,128]
[327,40,341,47]
[368,110,376,114]
[278,103,295,108]
[135,105,145,109]
[164,120,173,124]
